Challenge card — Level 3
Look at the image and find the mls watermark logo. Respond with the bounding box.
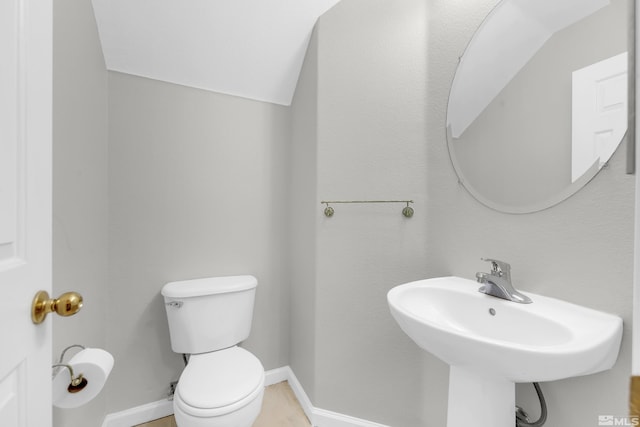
[599,415,640,426]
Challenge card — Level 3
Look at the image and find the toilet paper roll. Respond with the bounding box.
[52,348,114,409]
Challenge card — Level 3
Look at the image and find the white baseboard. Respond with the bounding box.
[101,398,173,427]
[102,366,389,427]
[312,408,391,427]
[280,367,389,427]
[272,366,315,422]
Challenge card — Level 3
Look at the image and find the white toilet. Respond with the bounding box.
[161,276,265,427]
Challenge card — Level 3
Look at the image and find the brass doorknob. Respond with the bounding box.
[31,290,83,324]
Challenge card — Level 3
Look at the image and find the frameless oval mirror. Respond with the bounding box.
[446,0,630,213]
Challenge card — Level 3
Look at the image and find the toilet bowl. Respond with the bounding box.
[173,347,265,427]
[161,276,264,427]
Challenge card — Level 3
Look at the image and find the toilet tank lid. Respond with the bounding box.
[161,275,257,298]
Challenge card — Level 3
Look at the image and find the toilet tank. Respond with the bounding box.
[161,275,257,354]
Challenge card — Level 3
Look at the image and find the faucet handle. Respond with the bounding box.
[481,258,511,275]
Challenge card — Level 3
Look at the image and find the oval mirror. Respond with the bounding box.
[446,0,630,213]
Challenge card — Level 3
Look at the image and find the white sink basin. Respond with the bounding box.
[388,276,622,382]
[387,276,623,427]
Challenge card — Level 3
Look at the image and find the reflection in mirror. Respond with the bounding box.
[446,0,630,213]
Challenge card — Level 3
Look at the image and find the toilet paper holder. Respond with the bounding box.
[52,345,89,393]
[52,364,88,393]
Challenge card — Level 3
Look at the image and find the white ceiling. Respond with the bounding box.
[91,0,342,105]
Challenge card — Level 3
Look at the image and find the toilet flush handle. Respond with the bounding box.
[166,301,183,308]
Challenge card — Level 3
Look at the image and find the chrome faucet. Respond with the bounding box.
[476,258,532,304]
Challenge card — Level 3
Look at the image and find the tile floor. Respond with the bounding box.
[135,381,311,427]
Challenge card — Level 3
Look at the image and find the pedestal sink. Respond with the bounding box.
[387,276,623,427]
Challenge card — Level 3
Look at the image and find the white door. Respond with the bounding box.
[571,51,628,182]
[0,0,53,426]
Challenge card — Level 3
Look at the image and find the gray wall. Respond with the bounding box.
[290,28,319,402]
[290,0,634,426]
[291,0,436,425]
[53,1,295,415]
[52,0,109,426]
[425,0,634,425]
[51,0,635,425]
[105,72,292,412]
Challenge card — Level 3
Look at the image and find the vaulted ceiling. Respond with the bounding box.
[92,0,342,105]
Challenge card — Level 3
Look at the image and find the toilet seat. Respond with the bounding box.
[176,346,265,418]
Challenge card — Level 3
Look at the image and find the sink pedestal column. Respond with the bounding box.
[447,366,515,427]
